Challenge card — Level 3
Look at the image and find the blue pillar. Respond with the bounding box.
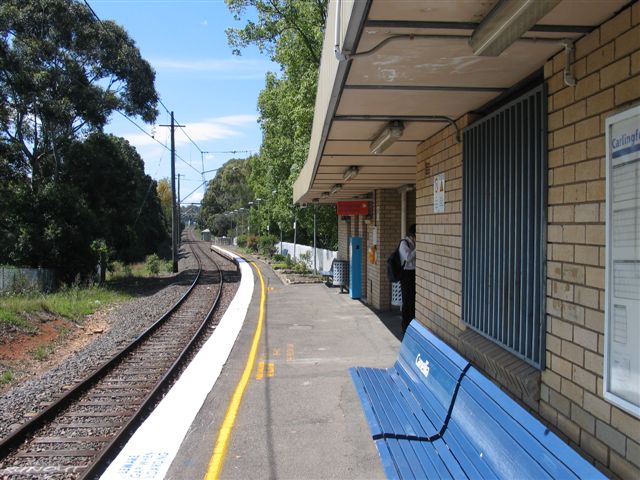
[350,236,362,299]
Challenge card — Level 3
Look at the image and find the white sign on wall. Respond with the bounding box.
[434,173,445,213]
[605,104,640,418]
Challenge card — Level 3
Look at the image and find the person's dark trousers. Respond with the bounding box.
[400,269,416,333]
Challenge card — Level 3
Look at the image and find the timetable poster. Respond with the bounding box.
[605,105,640,416]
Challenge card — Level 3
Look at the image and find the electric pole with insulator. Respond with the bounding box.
[160,112,184,273]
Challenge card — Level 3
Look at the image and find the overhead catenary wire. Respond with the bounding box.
[85,0,255,210]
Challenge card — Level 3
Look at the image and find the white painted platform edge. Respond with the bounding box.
[100,248,254,480]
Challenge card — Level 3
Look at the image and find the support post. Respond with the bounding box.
[170,112,178,272]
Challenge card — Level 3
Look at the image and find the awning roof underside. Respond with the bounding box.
[293,0,630,204]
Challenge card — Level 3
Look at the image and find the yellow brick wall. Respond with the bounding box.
[415,115,473,344]
[542,4,640,477]
[413,4,640,476]
[367,189,402,310]
[337,217,350,261]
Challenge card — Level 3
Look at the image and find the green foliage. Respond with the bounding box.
[0,286,130,324]
[31,345,54,361]
[0,0,159,173]
[145,254,161,275]
[0,309,32,331]
[199,159,254,236]
[236,234,248,248]
[258,235,277,256]
[0,370,13,385]
[225,0,337,250]
[271,253,286,262]
[0,1,165,282]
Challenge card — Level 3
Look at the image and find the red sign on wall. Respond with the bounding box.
[336,201,369,216]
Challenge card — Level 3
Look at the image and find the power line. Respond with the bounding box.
[117,110,201,175]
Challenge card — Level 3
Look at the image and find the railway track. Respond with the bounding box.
[0,235,237,479]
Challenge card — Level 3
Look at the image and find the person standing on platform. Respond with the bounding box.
[399,224,416,333]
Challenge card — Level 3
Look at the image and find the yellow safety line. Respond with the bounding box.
[204,261,266,480]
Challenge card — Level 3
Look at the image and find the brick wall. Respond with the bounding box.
[542,4,640,477]
[337,217,350,261]
[415,115,471,343]
[367,189,402,310]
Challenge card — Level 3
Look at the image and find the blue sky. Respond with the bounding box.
[90,0,277,205]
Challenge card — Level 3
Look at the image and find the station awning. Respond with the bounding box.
[293,0,629,204]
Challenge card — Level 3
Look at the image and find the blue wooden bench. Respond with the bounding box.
[350,321,606,479]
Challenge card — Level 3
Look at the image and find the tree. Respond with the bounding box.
[64,133,168,263]
[157,178,173,231]
[225,0,337,249]
[0,0,163,280]
[0,0,158,187]
[200,158,253,236]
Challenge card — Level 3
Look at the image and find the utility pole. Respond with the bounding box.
[313,203,317,274]
[160,112,185,273]
[177,174,182,247]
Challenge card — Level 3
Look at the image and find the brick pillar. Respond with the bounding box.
[367,189,402,310]
[337,216,350,261]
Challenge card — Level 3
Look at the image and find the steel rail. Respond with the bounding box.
[0,232,229,479]
[81,236,225,479]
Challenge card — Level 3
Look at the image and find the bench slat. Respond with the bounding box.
[357,368,404,436]
[464,369,605,479]
[350,321,606,480]
[436,411,500,479]
[451,386,575,479]
[374,439,401,480]
[349,368,383,438]
[368,368,425,438]
[384,370,442,437]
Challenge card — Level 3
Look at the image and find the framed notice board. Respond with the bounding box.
[605,104,640,417]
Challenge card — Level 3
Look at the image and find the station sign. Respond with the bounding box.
[336,201,369,216]
[604,104,640,418]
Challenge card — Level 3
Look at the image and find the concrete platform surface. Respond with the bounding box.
[166,253,403,479]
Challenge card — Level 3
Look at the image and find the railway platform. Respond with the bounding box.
[102,246,403,479]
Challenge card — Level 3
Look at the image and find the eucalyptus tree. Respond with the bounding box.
[0,0,162,279]
[199,158,253,236]
[225,0,337,249]
[0,0,158,187]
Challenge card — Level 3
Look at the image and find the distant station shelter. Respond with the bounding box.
[293,1,640,477]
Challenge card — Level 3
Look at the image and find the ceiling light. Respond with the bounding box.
[321,191,330,199]
[330,184,343,195]
[370,121,404,155]
[470,0,561,56]
[343,166,359,182]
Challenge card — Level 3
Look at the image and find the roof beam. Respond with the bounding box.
[344,84,507,93]
[365,19,592,34]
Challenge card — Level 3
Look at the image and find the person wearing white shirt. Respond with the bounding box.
[398,224,416,333]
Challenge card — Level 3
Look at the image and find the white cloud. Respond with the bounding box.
[122,114,258,148]
[150,57,274,79]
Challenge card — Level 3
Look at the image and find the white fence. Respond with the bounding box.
[277,242,337,273]
[0,267,57,292]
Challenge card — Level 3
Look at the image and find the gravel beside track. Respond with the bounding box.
[0,247,204,442]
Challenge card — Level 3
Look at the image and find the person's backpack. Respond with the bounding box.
[386,239,407,283]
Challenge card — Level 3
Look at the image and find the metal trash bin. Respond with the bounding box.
[332,260,349,289]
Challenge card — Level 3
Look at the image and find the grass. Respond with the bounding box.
[0,370,13,385]
[31,345,54,361]
[0,286,132,330]
[107,258,173,280]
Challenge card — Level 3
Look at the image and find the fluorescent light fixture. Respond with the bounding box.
[469,0,561,56]
[330,184,343,195]
[321,191,330,199]
[370,121,404,155]
[343,166,359,182]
